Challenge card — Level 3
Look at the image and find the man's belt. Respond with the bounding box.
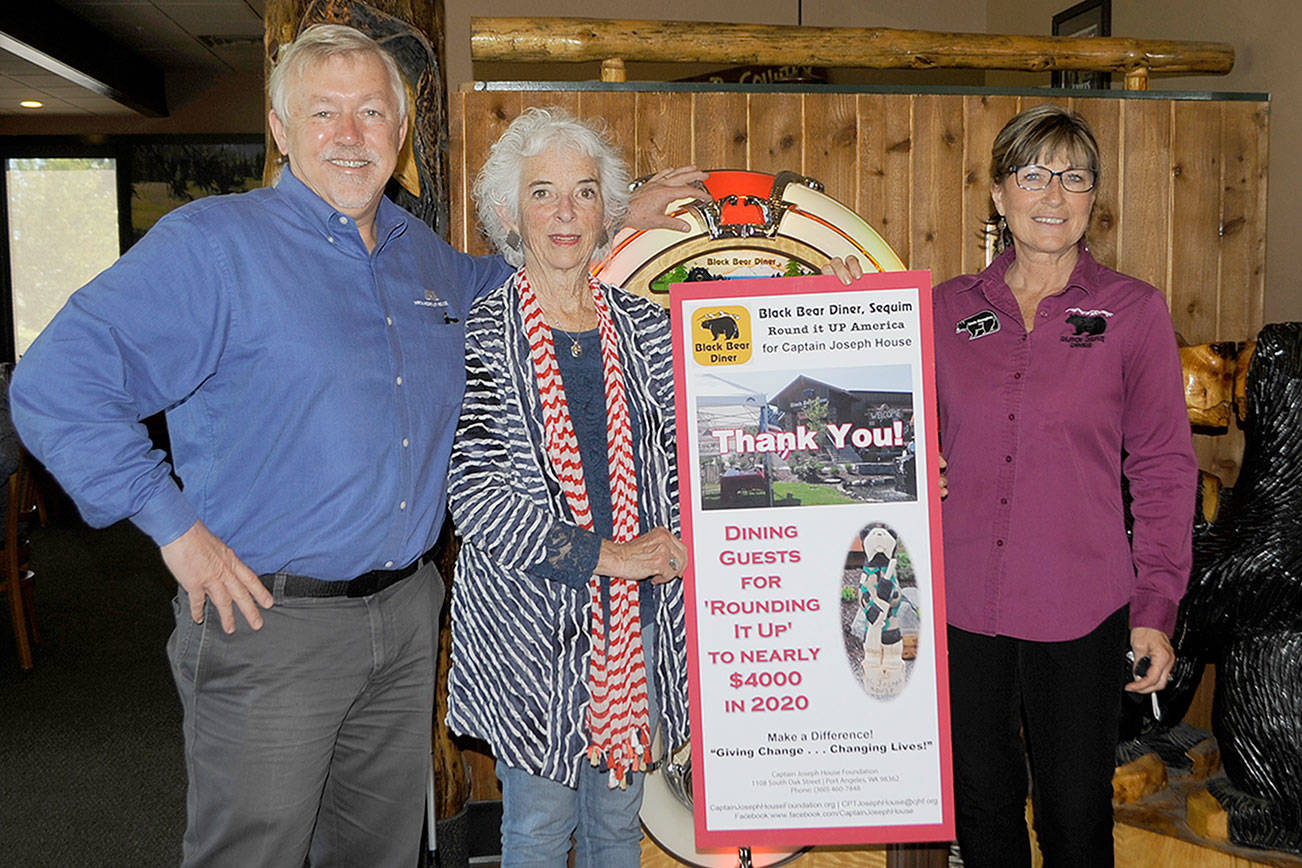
[259,556,426,599]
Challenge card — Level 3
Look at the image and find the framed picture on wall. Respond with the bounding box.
[1052,0,1111,90]
[126,138,265,246]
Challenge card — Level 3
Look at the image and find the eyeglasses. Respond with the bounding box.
[1008,164,1096,193]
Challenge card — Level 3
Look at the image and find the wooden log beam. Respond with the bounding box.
[471,17,1234,79]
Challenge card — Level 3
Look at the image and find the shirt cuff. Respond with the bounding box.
[531,523,602,591]
[1129,592,1179,637]
[129,484,200,548]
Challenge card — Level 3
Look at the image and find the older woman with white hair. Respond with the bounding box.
[445,107,691,866]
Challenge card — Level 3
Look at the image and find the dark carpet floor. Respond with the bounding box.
[0,507,186,866]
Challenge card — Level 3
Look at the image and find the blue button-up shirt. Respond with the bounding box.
[11,167,512,580]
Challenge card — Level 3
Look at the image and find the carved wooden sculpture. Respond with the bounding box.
[1153,322,1302,854]
[1179,342,1238,430]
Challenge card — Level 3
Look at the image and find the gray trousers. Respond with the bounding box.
[167,562,443,867]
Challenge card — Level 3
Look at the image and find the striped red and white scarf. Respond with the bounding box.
[517,268,651,788]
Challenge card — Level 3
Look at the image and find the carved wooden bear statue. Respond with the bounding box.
[1156,322,1302,854]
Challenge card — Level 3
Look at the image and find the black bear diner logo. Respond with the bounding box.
[693,305,752,366]
[1061,306,1112,348]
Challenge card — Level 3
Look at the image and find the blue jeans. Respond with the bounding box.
[496,623,657,868]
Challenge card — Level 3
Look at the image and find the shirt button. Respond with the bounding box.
[384,560,394,568]
[327,236,335,243]
[396,376,403,385]
[386,316,393,326]
[338,216,348,225]
[1000,497,1008,505]
[1039,311,1047,317]
[1013,372,1022,379]
[996,539,1004,547]
[400,500,407,510]
[1004,455,1012,462]
[402,438,409,447]
[1008,413,1015,421]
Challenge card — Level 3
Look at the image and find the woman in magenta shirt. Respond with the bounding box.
[932,105,1197,867]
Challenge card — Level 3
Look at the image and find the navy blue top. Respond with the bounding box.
[547,326,653,621]
[10,166,512,579]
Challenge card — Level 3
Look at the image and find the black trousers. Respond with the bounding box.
[947,606,1128,868]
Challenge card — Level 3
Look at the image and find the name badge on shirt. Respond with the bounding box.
[956,309,1000,340]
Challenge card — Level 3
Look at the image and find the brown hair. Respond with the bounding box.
[988,104,1100,251]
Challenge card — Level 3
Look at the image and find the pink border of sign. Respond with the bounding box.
[670,271,953,848]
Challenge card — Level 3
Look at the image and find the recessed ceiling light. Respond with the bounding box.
[19,100,43,109]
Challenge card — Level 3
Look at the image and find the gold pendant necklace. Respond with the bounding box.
[553,327,583,357]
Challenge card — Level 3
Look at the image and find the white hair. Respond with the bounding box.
[268,23,408,123]
[473,107,631,267]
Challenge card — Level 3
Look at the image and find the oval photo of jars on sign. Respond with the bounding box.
[840,522,919,699]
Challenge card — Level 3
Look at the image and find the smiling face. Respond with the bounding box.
[991,148,1095,261]
[268,51,405,227]
[500,144,605,282]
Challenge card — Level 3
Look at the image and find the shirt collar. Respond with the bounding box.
[959,239,1098,296]
[273,164,408,250]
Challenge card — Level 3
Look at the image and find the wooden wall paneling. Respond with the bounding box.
[856,93,912,266]
[1025,94,1071,112]
[692,92,749,171]
[1246,104,1269,333]
[449,94,469,252]
[960,94,1020,275]
[1117,100,1173,302]
[1217,101,1269,341]
[1201,101,1269,487]
[1171,100,1227,509]
[457,91,522,256]
[633,92,695,177]
[748,92,804,176]
[576,91,637,165]
[802,93,860,210]
[909,95,965,282]
[1169,101,1223,345]
[1071,98,1121,270]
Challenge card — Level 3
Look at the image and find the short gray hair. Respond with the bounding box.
[473,107,630,267]
[269,23,408,123]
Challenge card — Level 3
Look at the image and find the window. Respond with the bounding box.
[5,157,119,357]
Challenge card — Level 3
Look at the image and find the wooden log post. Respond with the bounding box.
[1125,68,1150,91]
[471,17,1234,84]
[601,57,626,82]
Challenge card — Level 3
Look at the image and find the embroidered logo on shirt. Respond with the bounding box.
[414,288,449,309]
[956,310,1000,340]
[1061,307,1113,347]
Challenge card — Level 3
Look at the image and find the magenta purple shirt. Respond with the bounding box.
[933,245,1196,641]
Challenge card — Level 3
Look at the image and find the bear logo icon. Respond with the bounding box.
[701,313,740,341]
[1066,313,1107,335]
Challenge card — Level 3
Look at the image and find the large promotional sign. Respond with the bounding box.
[671,271,953,848]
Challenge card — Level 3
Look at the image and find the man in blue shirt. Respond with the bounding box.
[10,23,703,867]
